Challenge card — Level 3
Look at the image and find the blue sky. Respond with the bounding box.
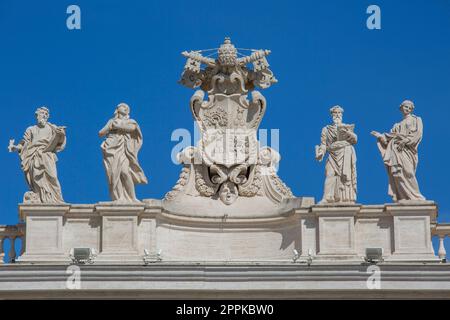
[0,1,449,250]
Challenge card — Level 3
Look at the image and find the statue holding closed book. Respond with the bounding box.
[8,107,66,203]
[315,106,357,204]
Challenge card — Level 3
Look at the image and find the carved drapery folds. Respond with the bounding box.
[166,38,293,205]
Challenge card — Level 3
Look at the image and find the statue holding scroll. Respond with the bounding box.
[315,106,357,204]
[9,107,66,203]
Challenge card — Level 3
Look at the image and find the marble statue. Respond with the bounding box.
[371,100,426,202]
[99,103,148,203]
[165,37,293,208]
[8,107,66,203]
[315,106,357,204]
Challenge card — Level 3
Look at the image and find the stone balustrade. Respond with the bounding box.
[0,224,25,263]
[432,223,450,261]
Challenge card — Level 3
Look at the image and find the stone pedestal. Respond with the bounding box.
[18,204,70,263]
[314,205,358,260]
[15,199,440,264]
[387,204,437,261]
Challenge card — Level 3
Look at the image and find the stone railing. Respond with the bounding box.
[432,223,450,262]
[0,224,25,264]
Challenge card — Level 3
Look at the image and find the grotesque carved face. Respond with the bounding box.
[219,181,238,205]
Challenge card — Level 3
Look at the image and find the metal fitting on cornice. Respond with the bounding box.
[143,249,162,265]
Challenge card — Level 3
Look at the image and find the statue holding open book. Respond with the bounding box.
[315,106,357,204]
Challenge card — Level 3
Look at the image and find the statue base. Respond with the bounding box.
[16,200,440,264]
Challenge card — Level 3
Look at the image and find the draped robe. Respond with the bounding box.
[101,118,148,202]
[376,115,425,201]
[318,124,357,203]
[19,123,66,203]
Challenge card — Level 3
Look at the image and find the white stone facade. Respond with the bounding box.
[16,200,439,264]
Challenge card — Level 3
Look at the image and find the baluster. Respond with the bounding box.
[438,235,447,261]
[20,236,25,256]
[18,223,26,256]
[0,237,5,264]
[8,236,16,263]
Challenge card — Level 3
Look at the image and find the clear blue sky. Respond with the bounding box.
[0,1,449,250]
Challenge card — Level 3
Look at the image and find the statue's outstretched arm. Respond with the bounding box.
[9,127,31,152]
[99,120,112,137]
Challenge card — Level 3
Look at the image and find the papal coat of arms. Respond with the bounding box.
[166,38,293,205]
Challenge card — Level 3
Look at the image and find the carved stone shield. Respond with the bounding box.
[195,93,259,168]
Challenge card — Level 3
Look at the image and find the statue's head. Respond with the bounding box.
[330,105,344,125]
[217,37,237,67]
[35,107,50,126]
[114,102,130,119]
[400,100,414,116]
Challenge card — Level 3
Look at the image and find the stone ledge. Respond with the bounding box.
[0,263,449,299]
[17,200,439,217]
